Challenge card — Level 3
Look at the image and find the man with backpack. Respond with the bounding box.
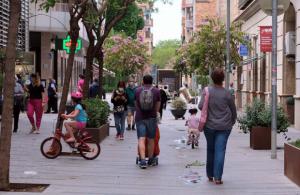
[135,75,161,169]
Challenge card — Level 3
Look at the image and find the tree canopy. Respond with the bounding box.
[106,1,144,38]
[104,34,150,78]
[151,39,181,68]
[174,18,249,85]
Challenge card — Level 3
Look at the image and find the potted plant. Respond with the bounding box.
[238,99,289,150]
[83,97,110,143]
[286,96,294,124]
[170,97,187,120]
[284,139,300,187]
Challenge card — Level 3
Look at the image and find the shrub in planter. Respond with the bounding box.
[284,139,300,187]
[170,97,187,120]
[238,99,289,149]
[83,98,110,143]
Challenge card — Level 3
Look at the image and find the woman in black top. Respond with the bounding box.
[111,81,128,140]
[25,73,44,134]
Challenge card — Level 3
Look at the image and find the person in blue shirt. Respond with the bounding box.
[61,92,87,143]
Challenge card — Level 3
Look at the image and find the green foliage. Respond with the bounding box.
[106,1,144,38]
[83,98,110,128]
[104,34,150,78]
[152,40,181,68]
[171,97,187,110]
[291,139,300,149]
[175,18,249,78]
[238,99,289,134]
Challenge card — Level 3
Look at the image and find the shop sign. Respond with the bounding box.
[260,26,272,52]
[63,35,82,54]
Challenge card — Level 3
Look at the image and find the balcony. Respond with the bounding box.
[239,0,254,10]
[182,0,193,8]
[145,19,153,27]
[185,20,193,28]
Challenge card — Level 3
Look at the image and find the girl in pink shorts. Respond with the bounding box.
[61,92,87,143]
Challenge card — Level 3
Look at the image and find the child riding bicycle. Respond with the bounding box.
[61,92,87,143]
[186,108,200,147]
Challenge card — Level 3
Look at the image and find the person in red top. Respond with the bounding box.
[77,74,85,94]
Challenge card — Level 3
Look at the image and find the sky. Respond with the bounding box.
[152,0,181,46]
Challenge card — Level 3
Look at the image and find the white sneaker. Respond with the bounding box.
[33,130,40,134]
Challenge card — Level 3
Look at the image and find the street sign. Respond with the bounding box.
[260,26,272,52]
[239,44,248,56]
[62,35,82,54]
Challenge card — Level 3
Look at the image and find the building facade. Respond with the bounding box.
[0,0,29,51]
[181,0,218,43]
[137,2,153,56]
[29,1,89,91]
[233,0,300,129]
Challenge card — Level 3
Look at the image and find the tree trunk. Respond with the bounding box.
[82,26,95,99]
[55,19,80,129]
[97,48,104,99]
[0,0,21,190]
[83,54,93,99]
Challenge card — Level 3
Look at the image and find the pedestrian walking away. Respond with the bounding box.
[186,107,200,147]
[24,73,45,134]
[13,77,25,133]
[111,81,128,140]
[135,75,161,169]
[198,68,237,185]
[46,78,58,113]
[125,78,137,130]
[156,85,168,122]
[89,78,100,98]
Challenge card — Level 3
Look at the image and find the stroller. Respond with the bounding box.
[136,126,160,166]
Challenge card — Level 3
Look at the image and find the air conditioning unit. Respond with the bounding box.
[285,31,296,57]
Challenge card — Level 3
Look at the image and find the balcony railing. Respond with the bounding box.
[145,19,153,27]
[185,20,193,28]
[238,0,254,10]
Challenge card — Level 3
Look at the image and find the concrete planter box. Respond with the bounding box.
[250,126,271,150]
[85,124,110,143]
[284,143,300,187]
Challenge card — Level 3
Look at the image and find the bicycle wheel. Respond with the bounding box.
[79,141,101,160]
[40,137,62,159]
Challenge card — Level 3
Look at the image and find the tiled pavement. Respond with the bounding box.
[1,106,300,195]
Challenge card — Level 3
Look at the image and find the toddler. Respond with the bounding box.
[186,108,200,146]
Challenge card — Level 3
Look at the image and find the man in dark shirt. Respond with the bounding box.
[135,75,161,169]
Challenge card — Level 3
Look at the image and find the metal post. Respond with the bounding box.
[225,0,230,89]
[271,0,277,159]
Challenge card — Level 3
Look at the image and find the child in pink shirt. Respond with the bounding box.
[186,108,200,146]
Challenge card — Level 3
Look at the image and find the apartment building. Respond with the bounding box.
[233,0,300,129]
[0,0,29,51]
[181,0,218,43]
[137,2,153,56]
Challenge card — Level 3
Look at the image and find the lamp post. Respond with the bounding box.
[225,0,230,89]
[258,0,290,159]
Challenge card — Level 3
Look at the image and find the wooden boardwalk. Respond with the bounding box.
[2,109,300,195]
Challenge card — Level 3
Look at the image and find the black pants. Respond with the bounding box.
[47,96,58,113]
[13,105,21,132]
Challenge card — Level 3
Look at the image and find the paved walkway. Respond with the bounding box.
[2,106,300,195]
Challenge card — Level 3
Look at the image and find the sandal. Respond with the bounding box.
[208,177,214,182]
[215,180,223,185]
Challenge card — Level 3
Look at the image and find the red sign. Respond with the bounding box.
[260,26,272,52]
